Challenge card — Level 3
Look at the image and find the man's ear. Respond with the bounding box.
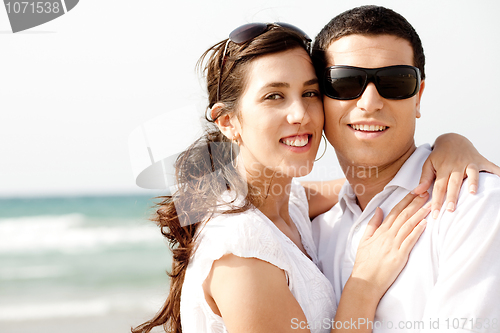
[415,80,425,119]
[212,103,239,140]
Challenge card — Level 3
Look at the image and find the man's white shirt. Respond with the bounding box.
[312,144,500,332]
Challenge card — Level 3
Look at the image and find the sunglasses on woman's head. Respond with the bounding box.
[323,65,421,100]
[228,22,311,49]
[216,22,312,103]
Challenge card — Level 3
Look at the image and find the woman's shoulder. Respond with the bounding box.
[201,207,265,238]
[201,209,286,248]
[192,209,291,274]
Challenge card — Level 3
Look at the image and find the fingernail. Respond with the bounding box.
[424,202,431,209]
[432,209,440,219]
[410,190,416,195]
[446,202,455,212]
[469,184,477,194]
[419,192,428,198]
[420,219,427,226]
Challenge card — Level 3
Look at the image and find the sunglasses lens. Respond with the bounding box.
[325,68,366,100]
[229,23,268,44]
[376,67,419,99]
[275,22,311,42]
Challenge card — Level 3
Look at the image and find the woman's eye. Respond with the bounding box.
[303,91,319,98]
[265,93,283,100]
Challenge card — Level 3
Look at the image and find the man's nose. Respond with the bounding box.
[356,82,384,113]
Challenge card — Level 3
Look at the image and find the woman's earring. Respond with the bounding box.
[315,134,327,161]
[230,135,238,168]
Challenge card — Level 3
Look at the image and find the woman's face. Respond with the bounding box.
[233,47,324,181]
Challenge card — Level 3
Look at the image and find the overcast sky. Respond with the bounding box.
[1,0,499,197]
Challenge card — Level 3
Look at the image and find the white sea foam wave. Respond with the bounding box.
[0,213,84,232]
[0,299,110,321]
[0,265,69,280]
[0,214,163,253]
[0,297,161,321]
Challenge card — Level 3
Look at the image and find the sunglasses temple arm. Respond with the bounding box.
[217,39,231,102]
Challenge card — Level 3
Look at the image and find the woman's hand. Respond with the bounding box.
[351,192,431,300]
[413,133,500,219]
[333,192,430,332]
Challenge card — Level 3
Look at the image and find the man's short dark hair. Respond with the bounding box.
[312,5,425,80]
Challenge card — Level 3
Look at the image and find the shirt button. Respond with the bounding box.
[354,224,360,232]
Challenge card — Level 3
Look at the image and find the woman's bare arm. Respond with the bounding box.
[205,255,309,332]
[301,179,346,219]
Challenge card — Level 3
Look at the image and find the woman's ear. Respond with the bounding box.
[210,103,224,122]
[212,103,240,140]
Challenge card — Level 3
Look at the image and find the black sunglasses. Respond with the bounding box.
[323,65,421,100]
[216,22,312,103]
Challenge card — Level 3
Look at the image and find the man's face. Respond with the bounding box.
[323,34,425,170]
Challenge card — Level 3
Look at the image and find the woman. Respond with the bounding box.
[133,23,499,333]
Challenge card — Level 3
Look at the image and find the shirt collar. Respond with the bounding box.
[385,143,432,192]
[338,143,432,211]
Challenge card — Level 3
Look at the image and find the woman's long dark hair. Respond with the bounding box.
[132,24,310,333]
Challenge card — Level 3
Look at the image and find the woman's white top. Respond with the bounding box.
[180,179,336,333]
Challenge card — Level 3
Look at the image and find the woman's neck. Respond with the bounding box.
[246,168,294,225]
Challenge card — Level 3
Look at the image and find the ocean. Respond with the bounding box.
[0,195,172,333]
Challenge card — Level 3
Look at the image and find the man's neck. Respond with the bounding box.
[341,145,417,211]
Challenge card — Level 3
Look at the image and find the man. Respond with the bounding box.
[312,5,500,332]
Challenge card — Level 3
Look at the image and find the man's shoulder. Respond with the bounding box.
[437,172,500,226]
[477,172,500,191]
[459,172,500,200]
